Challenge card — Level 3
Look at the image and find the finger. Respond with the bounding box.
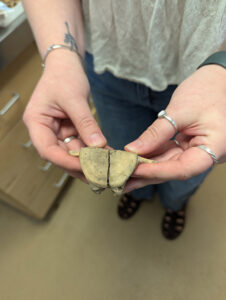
[63,98,107,147]
[28,122,82,172]
[147,133,192,160]
[144,139,181,158]
[58,138,85,152]
[150,145,183,162]
[124,178,162,194]
[173,133,194,150]
[133,146,213,181]
[125,104,196,155]
[66,171,88,184]
[125,117,177,155]
[135,132,190,159]
[105,145,114,150]
[57,119,78,141]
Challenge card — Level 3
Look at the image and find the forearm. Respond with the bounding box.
[22,0,85,58]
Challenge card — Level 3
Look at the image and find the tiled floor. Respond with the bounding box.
[0,164,226,300]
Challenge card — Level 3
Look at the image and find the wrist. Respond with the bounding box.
[195,64,226,94]
[42,44,84,69]
[198,64,226,79]
[43,47,85,72]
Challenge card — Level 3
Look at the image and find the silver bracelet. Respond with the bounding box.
[41,44,84,69]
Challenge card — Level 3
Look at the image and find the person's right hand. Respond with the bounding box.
[23,50,106,180]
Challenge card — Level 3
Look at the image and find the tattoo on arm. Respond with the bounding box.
[64,22,78,51]
[63,21,85,69]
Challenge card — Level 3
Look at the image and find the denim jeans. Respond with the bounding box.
[85,52,210,211]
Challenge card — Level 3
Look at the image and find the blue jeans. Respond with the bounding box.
[85,52,210,211]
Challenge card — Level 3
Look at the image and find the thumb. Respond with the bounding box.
[125,110,178,155]
[64,98,106,147]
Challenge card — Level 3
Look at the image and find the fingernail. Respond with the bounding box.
[126,139,143,152]
[90,133,104,146]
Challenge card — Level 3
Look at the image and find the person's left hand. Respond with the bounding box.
[123,64,226,193]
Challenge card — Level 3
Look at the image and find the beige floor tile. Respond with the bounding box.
[0,164,225,300]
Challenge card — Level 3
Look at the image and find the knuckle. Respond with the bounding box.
[77,115,95,130]
[145,125,160,140]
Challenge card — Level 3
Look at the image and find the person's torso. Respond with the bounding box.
[82,0,226,90]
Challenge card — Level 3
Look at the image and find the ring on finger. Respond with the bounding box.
[173,139,180,147]
[64,136,76,144]
[158,110,178,132]
[197,145,218,164]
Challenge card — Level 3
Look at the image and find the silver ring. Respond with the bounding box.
[173,139,180,147]
[158,110,178,131]
[64,136,76,144]
[197,145,218,164]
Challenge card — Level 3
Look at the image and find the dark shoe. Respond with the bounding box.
[161,205,186,240]
[117,194,142,220]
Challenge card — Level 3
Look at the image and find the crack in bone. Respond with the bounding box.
[69,147,155,195]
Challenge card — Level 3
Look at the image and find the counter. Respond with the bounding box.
[0,12,34,71]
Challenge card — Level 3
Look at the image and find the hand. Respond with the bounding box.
[23,50,106,180]
[124,64,226,192]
